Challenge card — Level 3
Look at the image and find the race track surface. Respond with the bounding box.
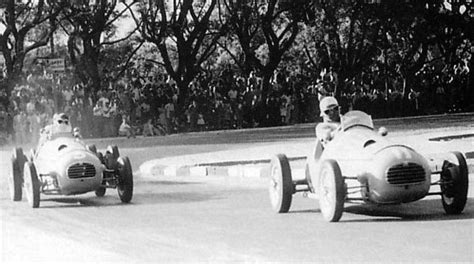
[1,113,473,262]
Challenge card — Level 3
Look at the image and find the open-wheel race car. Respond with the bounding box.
[9,136,133,208]
[269,111,469,222]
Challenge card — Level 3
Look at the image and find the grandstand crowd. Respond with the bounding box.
[0,59,470,145]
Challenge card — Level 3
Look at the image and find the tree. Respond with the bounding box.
[373,0,472,103]
[137,0,225,108]
[222,0,311,97]
[219,0,263,75]
[301,1,398,96]
[55,0,139,98]
[0,0,64,105]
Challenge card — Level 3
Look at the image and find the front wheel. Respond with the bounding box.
[104,145,120,169]
[440,152,468,214]
[23,162,40,208]
[318,159,345,222]
[269,154,294,213]
[107,145,120,160]
[117,156,133,203]
[9,148,26,201]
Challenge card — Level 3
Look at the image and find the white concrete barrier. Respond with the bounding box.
[242,166,265,178]
[228,166,243,178]
[164,166,178,176]
[190,166,208,177]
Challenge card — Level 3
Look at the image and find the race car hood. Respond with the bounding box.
[34,137,98,175]
[325,127,397,160]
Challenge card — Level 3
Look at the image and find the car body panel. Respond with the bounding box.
[306,111,431,204]
[34,136,104,195]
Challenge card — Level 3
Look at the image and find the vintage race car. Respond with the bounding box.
[269,110,468,222]
[9,135,133,208]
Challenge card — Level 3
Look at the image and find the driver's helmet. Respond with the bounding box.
[319,96,339,116]
[51,113,72,135]
[53,113,69,126]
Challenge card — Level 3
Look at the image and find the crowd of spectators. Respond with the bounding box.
[0,58,470,145]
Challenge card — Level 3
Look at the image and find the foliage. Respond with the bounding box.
[0,0,64,100]
[1,0,472,109]
[53,0,139,97]
[221,0,312,96]
[137,0,226,107]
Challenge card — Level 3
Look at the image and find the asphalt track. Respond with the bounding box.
[1,113,473,263]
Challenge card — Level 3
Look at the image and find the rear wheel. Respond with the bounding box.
[269,154,294,213]
[117,156,133,203]
[441,152,468,214]
[23,162,40,208]
[318,159,345,222]
[9,148,26,201]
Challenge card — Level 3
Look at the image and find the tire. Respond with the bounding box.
[107,145,120,160]
[13,148,26,173]
[117,156,133,203]
[9,148,26,201]
[29,148,36,162]
[269,154,294,213]
[9,157,22,201]
[23,162,40,208]
[305,163,315,193]
[95,187,106,197]
[440,152,468,214]
[104,152,116,170]
[318,159,345,222]
[105,145,120,169]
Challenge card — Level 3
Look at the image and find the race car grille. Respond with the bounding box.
[386,163,426,185]
[68,163,96,179]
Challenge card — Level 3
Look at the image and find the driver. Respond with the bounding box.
[39,113,73,144]
[315,96,341,147]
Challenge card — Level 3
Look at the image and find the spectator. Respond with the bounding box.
[143,118,165,136]
[408,88,420,115]
[13,111,27,144]
[62,87,74,106]
[26,97,37,114]
[164,100,175,133]
[92,101,104,137]
[187,100,199,132]
[28,111,41,145]
[118,115,135,138]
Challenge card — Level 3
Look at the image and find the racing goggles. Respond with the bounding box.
[324,106,340,115]
[58,120,69,125]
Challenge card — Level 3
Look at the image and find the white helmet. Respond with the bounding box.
[53,113,69,125]
[319,96,339,116]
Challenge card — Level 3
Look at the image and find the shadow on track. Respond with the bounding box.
[140,180,203,186]
[285,198,474,222]
[132,191,221,204]
[39,196,134,208]
[343,198,474,222]
[38,190,220,208]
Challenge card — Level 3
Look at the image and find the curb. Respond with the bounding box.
[142,152,474,180]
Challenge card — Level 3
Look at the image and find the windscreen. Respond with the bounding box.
[341,111,374,131]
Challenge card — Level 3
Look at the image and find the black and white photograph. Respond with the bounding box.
[0,0,473,262]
